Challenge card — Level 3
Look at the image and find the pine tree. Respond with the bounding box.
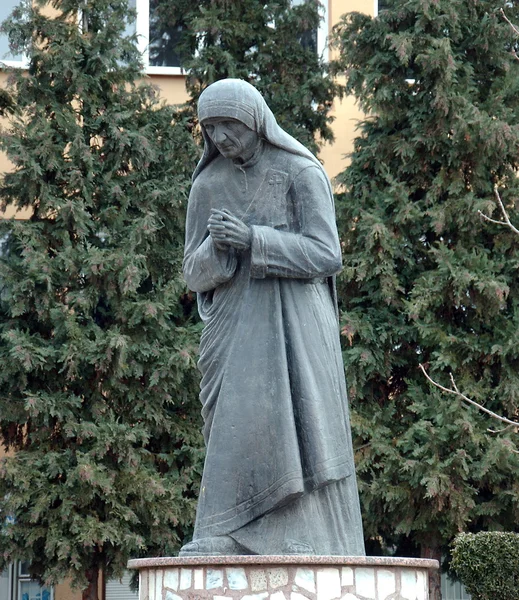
[332,1,519,597]
[152,0,341,155]
[0,1,202,598]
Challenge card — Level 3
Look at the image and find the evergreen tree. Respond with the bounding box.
[0,1,202,598]
[153,0,341,155]
[332,1,519,597]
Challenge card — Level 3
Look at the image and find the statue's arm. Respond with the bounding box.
[183,188,238,293]
[250,166,342,279]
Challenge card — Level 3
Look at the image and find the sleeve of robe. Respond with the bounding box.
[183,182,238,293]
[250,165,342,279]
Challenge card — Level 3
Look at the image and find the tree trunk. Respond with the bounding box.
[421,544,442,600]
[82,567,99,600]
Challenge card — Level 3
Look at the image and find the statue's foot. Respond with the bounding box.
[281,540,315,555]
[179,536,249,556]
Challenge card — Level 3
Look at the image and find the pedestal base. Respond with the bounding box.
[128,556,439,600]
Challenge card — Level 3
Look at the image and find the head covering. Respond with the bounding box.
[193,79,326,182]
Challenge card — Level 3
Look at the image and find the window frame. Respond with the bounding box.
[0,562,54,600]
[0,0,29,69]
[133,0,330,74]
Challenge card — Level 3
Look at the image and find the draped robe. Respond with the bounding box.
[183,142,365,555]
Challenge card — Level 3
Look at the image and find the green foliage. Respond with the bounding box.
[331,0,519,558]
[0,0,202,592]
[451,532,519,599]
[153,0,342,154]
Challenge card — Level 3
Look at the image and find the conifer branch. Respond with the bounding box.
[478,186,519,236]
[419,364,519,430]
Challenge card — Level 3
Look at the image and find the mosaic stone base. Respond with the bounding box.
[128,556,438,600]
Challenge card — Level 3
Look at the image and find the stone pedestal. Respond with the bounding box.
[128,556,439,600]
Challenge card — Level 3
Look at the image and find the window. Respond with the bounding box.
[0,562,53,600]
[0,0,27,67]
[131,0,330,74]
[133,0,183,75]
[292,0,330,61]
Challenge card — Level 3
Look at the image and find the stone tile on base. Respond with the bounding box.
[155,570,163,600]
[149,570,156,600]
[164,569,179,591]
[250,569,268,592]
[270,592,287,600]
[400,570,417,600]
[294,568,316,593]
[341,568,353,587]
[241,593,269,600]
[340,595,360,600]
[376,570,395,600]
[194,569,205,590]
[415,571,427,600]
[355,568,375,600]
[180,569,192,590]
[207,569,224,590]
[227,568,248,590]
[139,570,149,600]
[268,569,289,589]
[316,568,341,600]
[291,592,311,600]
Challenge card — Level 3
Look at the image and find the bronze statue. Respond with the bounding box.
[181,79,365,556]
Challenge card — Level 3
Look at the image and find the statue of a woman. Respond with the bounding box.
[181,79,365,556]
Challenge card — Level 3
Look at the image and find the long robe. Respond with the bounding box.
[183,142,365,555]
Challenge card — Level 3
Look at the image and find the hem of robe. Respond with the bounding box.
[194,452,353,539]
[229,476,366,556]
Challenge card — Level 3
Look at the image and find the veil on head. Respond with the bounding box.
[193,79,327,183]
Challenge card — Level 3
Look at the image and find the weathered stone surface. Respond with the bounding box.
[291,592,310,600]
[294,568,316,594]
[155,570,163,600]
[250,569,268,592]
[165,593,183,600]
[415,571,427,600]
[164,569,179,591]
[194,569,205,590]
[400,570,418,600]
[355,568,376,600]
[341,568,353,587]
[179,569,192,591]
[376,570,395,600]
[179,78,365,558]
[139,570,148,600]
[241,593,269,600]
[316,568,341,600]
[227,568,248,590]
[207,569,224,590]
[148,570,156,600]
[268,569,289,589]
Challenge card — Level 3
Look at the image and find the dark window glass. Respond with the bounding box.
[149,0,182,68]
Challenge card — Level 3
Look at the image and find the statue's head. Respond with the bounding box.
[193,78,323,182]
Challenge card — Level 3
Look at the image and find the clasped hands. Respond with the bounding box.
[208,208,251,251]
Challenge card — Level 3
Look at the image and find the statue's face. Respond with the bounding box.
[203,117,258,161]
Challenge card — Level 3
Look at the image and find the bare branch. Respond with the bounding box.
[419,364,519,428]
[478,186,519,236]
[501,7,519,37]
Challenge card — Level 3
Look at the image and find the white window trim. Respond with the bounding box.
[135,0,184,75]
[134,0,329,74]
[317,0,329,62]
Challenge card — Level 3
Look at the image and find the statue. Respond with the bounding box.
[180,79,365,557]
